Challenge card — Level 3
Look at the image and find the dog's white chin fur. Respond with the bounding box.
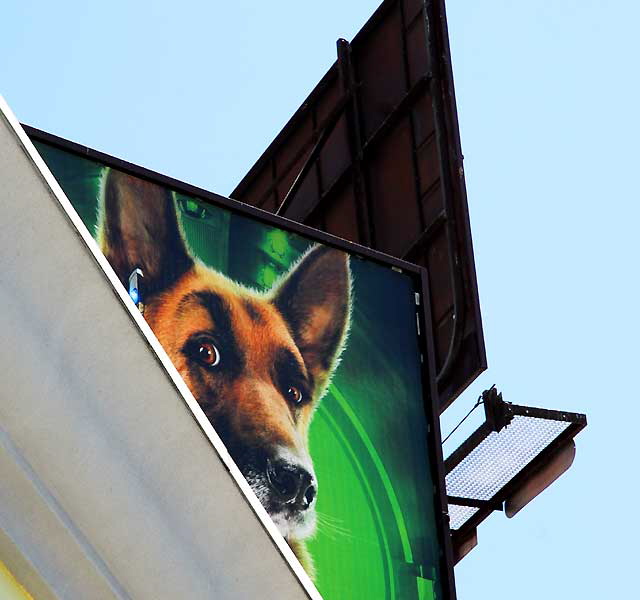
[271,509,317,541]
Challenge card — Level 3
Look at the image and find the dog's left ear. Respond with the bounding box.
[273,245,351,394]
[97,169,194,295]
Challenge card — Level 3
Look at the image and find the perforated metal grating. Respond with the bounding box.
[448,505,479,531]
[446,415,572,530]
[447,416,570,501]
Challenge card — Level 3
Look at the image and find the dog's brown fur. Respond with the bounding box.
[97,169,351,575]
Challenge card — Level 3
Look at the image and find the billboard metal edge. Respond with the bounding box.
[425,0,487,405]
[418,267,458,600]
[22,125,425,279]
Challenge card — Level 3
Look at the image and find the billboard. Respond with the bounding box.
[30,133,454,600]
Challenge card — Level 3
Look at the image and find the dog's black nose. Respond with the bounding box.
[267,460,316,509]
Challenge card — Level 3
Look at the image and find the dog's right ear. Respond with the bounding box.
[97,169,193,294]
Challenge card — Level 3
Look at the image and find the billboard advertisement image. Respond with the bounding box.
[32,137,452,600]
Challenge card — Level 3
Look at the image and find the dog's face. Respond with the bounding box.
[98,170,350,544]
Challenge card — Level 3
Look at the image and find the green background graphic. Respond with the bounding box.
[35,141,443,600]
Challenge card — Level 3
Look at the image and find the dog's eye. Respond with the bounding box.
[197,342,220,368]
[285,385,303,405]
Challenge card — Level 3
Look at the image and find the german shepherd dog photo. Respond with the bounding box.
[97,169,351,574]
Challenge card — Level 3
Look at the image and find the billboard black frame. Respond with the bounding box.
[24,124,458,600]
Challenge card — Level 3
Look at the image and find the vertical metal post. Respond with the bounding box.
[337,38,375,248]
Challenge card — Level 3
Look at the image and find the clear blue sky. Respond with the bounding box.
[2,1,637,598]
